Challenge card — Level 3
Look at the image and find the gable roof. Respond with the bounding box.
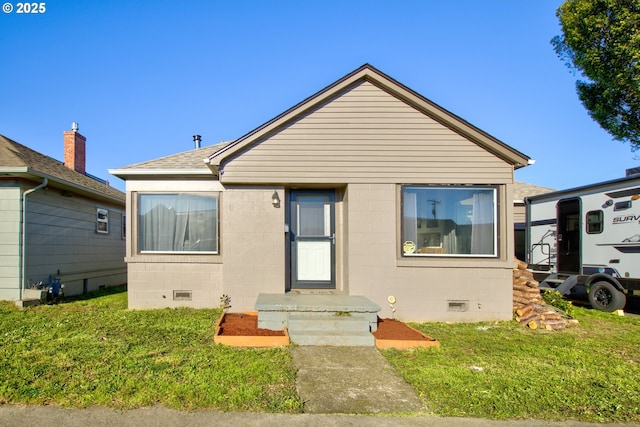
[0,134,124,203]
[205,64,532,173]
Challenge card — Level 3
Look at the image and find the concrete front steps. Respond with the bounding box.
[287,314,375,346]
[255,293,381,346]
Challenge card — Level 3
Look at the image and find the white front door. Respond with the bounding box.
[290,190,335,289]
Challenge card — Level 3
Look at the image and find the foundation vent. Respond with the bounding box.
[173,290,192,301]
[447,300,469,312]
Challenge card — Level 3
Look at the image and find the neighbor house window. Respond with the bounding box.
[96,208,109,234]
[138,193,218,253]
[401,186,497,257]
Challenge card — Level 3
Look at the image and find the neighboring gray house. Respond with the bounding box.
[0,126,126,301]
[110,64,533,322]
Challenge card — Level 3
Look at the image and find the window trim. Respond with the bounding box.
[96,208,109,234]
[400,185,499,258]
[136,191,219,255]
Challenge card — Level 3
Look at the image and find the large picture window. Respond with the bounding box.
[138,193,218,253]
[402,186,497,257]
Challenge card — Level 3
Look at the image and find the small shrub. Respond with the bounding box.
[542,289,576,318]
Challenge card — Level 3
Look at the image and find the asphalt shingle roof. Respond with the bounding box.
[114,142,230,171]
[513,181,554,201]
[0,134,124,202]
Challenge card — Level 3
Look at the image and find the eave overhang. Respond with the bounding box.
[0,167,125,204]
[108,168,217,180]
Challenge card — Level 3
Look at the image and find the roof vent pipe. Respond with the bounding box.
[193,134,201,149]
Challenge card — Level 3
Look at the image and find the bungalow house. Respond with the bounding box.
[0,126,126,302]
[110,64,532,323]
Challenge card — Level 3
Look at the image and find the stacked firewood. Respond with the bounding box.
[513,259,578,330]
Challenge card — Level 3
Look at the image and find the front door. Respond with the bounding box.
[557,198,581,274]
[289,190,335,289]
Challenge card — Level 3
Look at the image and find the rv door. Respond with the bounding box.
[557,198,581,274]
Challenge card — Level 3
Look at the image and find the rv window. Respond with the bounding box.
[565,214,580,232]
[586,210,603,234]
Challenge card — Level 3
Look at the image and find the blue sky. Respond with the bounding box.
[1,0,637,192]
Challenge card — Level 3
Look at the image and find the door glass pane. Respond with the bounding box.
[297,196,329,236]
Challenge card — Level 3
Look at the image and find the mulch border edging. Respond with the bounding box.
[214,312,290,348]
[374,319,440,350]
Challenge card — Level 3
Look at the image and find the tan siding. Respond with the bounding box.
[222,81,512,184]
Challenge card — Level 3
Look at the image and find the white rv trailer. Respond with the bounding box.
[525,171,640,311]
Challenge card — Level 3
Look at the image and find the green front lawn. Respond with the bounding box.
[384,309,640,422]
[1,286,639,423]
[0,287,301,412]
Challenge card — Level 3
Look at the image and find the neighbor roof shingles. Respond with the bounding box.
[0,134,124,202]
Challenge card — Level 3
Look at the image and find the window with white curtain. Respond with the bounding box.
[138,193,218,253]
[401,186,497,257]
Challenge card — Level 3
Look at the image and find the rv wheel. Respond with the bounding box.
[588,281,626,312]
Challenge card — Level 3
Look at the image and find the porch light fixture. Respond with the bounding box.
[272,191,280,208]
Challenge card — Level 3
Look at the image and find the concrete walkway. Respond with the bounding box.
[291,346,425,414]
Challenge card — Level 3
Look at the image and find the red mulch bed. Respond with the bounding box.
[217,313,285,336]
[373,317,431,341]
[218,313,429,341]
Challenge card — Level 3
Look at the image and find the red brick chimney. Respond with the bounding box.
[63,122,86,174]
